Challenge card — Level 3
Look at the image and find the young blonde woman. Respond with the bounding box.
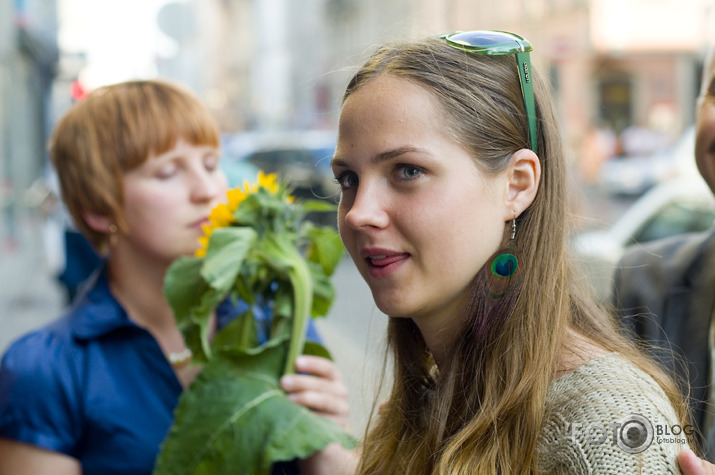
[330,30,693,474]
[0,80,354,475]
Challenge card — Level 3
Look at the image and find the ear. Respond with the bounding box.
[504,148,541,219]
[82,211,114,234]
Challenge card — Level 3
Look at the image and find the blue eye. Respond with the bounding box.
[335,171,358,190]
[397,165,423,180]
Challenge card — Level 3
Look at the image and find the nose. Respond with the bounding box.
[190,167,227,203]
[342,184,389,230]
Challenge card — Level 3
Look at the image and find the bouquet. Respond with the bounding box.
[153,172,356,474]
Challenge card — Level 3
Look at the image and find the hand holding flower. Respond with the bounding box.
[281,355,351,431]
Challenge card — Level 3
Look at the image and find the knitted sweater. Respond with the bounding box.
[537,353,686,474]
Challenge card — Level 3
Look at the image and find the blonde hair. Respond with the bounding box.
[49,79,220,253]
[346,37,690,474]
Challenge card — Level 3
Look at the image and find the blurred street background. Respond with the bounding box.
[2,0,715,435]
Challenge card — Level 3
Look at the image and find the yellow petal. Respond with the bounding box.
[226,188,247,211]
[201,223,213,235]
[195,171,292,258]
[260,172,280,194]
[209,204,236,228]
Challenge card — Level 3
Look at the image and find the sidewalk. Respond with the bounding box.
[0,209,64,353]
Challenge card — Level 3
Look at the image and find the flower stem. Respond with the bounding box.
[283,252,313,375]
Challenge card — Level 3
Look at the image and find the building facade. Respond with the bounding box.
[0,0,58,247]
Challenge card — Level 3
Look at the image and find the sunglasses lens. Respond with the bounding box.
[445,30,532,54]
[441,30,538,152]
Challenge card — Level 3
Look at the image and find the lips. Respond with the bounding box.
[192,217,211,230]
[368,254,407,266]
[360,248,409,277]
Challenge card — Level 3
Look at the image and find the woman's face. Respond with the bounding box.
[120,138,228,264]
[332,75,509,337]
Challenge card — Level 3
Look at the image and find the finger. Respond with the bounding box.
[280,374,350,430]
[286,387,350,417]
[280,373,348,400]
[284,385,351,431]
[678,447,713,475]
[294,355,342,382]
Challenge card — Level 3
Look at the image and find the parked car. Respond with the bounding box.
[571,176,715,301]
[221,130,340,226]
[599,127,697,196]
[221,130,339,203]
[220,152,260,189]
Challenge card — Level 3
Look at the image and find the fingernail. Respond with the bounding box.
[281,375,294,389]
[295,356,310,372]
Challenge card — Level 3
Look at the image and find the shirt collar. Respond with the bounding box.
[70,265,137,340]
[70,265,248,341]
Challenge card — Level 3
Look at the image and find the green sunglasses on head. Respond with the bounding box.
[441,30,538,153]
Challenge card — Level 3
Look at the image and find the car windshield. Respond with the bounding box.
[633,199,715,243]
[247,149,314,172]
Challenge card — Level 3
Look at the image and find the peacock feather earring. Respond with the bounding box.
[472,211,524,340]
[485,212,521,297]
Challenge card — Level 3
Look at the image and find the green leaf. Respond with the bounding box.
[184,287,226,363]
[210,307,258,352]
[165,227,259,362]
[231,193,263,227]
[272,285,294,320]
[164,256,208,329]
[201,227,257,293]
[153,342,356,475]
[300,199,337,213]
[303,340,333,361]
[164,257,220,363]
[309,263,335,318]
[304,225,344,276]
[252,232,314,376]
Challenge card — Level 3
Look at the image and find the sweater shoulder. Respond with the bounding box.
[537,353,685,474]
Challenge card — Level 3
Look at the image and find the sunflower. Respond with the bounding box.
[195,171,288,257]
[159,159,348,475]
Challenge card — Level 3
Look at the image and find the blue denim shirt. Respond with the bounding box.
[0,266,320,474]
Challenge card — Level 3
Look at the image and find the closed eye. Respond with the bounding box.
[203,153,220,172]
[156,163,179,179]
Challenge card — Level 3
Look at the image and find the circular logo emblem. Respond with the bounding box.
[616,413,653,454]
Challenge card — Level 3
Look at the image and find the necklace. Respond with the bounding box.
[168,348,193,367]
